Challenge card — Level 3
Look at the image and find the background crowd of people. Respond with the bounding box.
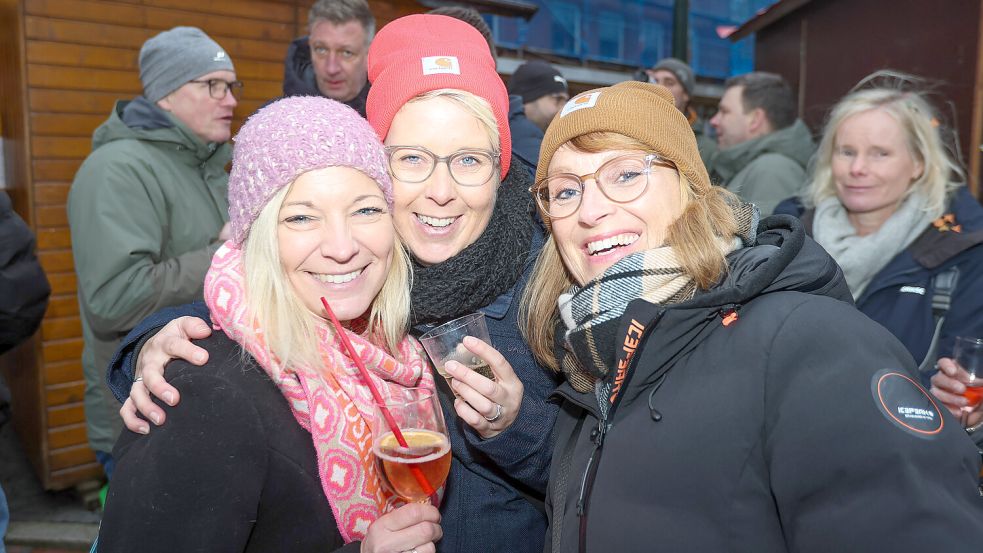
[2,0,982,551]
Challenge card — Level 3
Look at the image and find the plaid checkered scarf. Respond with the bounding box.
[558,201,757,397]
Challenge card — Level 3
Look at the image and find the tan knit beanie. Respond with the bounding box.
[535,81,711,197]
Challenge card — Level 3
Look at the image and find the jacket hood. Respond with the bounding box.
[601,214,852,400]
[711,119,814,181]
[283,36,320,97]
[91,98,227,164]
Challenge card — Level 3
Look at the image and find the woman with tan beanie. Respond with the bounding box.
[523,81,983,552]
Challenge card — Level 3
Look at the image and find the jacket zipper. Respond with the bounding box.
[574,308,662,553]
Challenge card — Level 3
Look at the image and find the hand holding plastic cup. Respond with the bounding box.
[419,313,494,385]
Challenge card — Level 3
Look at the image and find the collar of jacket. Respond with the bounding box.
[708,119,814,181]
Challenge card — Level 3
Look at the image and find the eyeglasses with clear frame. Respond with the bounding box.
[189,79,244,100]
[385,146,501,187]
[530,153,677,219]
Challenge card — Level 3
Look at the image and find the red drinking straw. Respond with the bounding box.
[320,297,437,502]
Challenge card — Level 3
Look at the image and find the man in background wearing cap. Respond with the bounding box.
[646,57,716,164]
[68,26,237,475]
[706,71,814,215]
[508,60,569,171]
[283,0,373,116]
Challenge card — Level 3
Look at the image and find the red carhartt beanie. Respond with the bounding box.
[366,14,512,179]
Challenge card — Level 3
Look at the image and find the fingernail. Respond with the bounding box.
[163,392,175,405]
[138,425,149,435]
[194,352,206,363]
[444,361,458,375]
[150,413,161,425]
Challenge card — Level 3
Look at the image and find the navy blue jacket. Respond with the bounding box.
[775,187,983,366]
[508,94,543,174]
[107,226,560,553]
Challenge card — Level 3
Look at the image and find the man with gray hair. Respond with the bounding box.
[707,71,815,215]
[283,0,374,116]
[68,26,236,475]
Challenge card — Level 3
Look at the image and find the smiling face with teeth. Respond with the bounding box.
[547,144,684,285]
[385,96,500,266]
[277,166,395,322]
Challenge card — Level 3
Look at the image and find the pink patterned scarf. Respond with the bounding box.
[204,243,434,542]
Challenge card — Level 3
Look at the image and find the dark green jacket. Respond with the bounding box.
[68,97,230,453]
[708,119,814,215]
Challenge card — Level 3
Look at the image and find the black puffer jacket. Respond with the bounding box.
[546,216,983,552]
[0,190,49,354]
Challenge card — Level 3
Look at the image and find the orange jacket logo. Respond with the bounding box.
[610,319,645,404]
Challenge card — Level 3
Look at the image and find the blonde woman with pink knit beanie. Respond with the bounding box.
[97,96,443,553]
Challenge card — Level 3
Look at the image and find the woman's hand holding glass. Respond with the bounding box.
[361,503,442,553]
[120,316,210,434]
[930,337,983,428]
[444,335,524,439]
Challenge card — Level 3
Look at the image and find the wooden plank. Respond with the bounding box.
[37,113,104,140]
[240,79,281,102]
[41,317,81,342]
[46,295,80,318]
[47,402,86,427]
[35,204,67,227]
[27,40,137,71]
[47,422,88,449]
[31,136,91,159]
[39,250,74,273]
[25,16,153,50]
[25,17,288,63]
[48,443,97,472]
[232,58,285,81]
[45,380,85,405]
[149,0,295,23]
[34,161,81,182]
[30,88,119,114]
[35,227,71,250]
[25,0,294,41]
[49,463,104,491]
[29,64,140,93]
[46,272,77,296]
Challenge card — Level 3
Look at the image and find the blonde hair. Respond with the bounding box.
[408,88,501,153]
[804,83,963,216]
[242,184,412,368]
[520,132,739,370]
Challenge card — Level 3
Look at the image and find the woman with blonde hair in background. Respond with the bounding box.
[774,72,983,437]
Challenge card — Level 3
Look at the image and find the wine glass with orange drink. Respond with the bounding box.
[371,387,452,504]
[953,336,983,427]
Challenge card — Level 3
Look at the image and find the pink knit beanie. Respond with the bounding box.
[227,96,393,245]
[366,14,512,179]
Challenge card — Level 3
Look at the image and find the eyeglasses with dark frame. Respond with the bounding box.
[189,79,244,100]
[530,153,677,218]
[385,145,501,187]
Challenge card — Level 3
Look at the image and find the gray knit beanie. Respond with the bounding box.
[651,58,694,95]
[139,27,235,103]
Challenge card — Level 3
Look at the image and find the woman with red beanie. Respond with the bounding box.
[105,14,558,553]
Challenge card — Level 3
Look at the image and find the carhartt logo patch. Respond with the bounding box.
[421,56,460,75]
[560,92,600,117]
[871,369,944,440]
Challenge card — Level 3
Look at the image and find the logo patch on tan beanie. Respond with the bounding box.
[560,91,600,117]
[422,56,460,75]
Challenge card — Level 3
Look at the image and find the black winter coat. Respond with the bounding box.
[0,190,49,354]
[545,216,983,552]
[99,333,357,553]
